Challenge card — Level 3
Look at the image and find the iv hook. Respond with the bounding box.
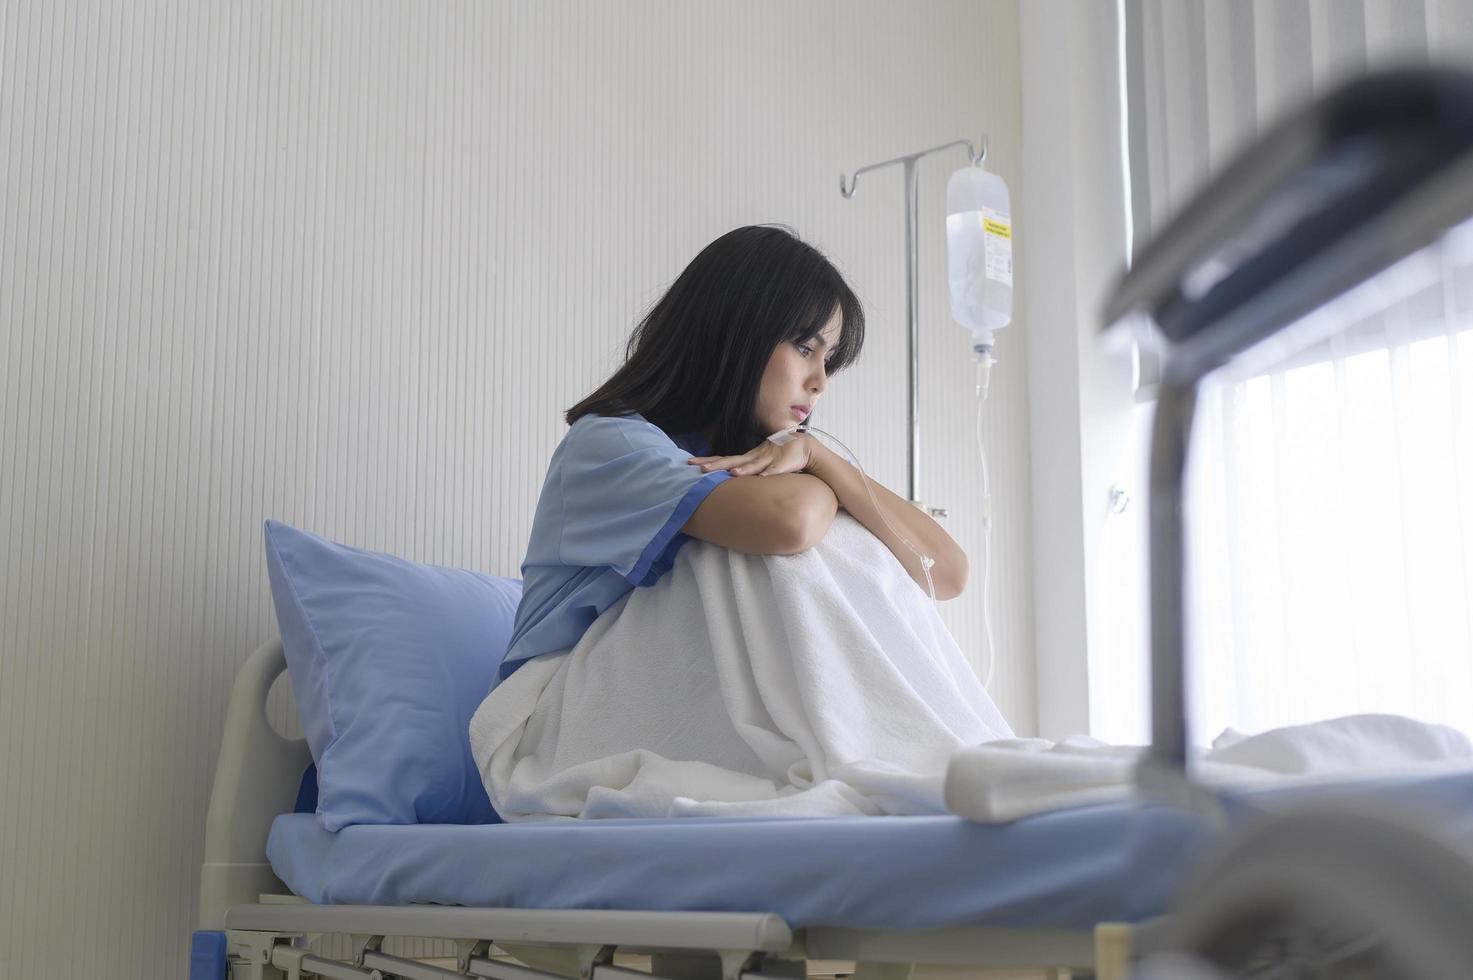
[839,134,987,198]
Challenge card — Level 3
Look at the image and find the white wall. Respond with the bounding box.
[1019,0,1135,739]
[0,1,1030,973]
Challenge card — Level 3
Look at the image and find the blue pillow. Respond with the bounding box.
[262,520,520,829]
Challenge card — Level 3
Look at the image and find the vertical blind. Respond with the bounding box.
[1116,0,1473,742]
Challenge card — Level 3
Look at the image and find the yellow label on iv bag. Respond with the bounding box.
[983,217,1011,239]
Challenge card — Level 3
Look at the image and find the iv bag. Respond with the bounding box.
[946,165,1013,349]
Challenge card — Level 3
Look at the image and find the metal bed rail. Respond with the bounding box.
[1101,66,1473,807]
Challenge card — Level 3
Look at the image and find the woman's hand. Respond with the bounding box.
[686,432,819,478]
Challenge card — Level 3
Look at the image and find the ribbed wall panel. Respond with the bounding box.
[0,1,1030,973]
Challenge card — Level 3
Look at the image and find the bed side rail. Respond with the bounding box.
[199,637,312,930]
[1100,67,1473,800]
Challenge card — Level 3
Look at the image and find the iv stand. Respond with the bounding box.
[841,134,987,514]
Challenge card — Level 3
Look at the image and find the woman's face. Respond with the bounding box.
[755,309,841,436]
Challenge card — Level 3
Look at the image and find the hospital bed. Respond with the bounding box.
[193,67,1473,980]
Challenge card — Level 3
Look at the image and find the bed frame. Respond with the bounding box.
[195,638,1153,980]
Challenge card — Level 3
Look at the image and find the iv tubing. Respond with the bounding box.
[974,353,997,689]
[800,424,938,606]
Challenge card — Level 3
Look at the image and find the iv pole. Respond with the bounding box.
[840,134,987,514]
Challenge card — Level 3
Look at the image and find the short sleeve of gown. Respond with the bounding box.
[557,415,732,587]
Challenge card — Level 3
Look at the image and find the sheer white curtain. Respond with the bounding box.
[1101,0,1473,745]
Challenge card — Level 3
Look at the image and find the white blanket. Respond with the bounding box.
[944,715,1473,823]
[470,512,1473,822]
[471,511,1013,819]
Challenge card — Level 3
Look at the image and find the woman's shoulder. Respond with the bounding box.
[563,412,673,452]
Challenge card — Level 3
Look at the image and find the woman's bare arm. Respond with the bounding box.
[803,439,968,599]
[682,472,838,556]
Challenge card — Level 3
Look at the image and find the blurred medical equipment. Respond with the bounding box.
[1101,66,1473,977]
[840,136,1006,687]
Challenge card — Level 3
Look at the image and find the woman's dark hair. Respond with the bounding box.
[565,224,865,456]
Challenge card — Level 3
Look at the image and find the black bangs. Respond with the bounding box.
[792,279,865,376]
[825,288,865,374]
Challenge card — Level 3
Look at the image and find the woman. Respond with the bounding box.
[474,224,1004,820]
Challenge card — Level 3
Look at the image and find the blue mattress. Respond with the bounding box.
[267,770,1473,932]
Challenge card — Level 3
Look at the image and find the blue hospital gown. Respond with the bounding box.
[497,413,732,683]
